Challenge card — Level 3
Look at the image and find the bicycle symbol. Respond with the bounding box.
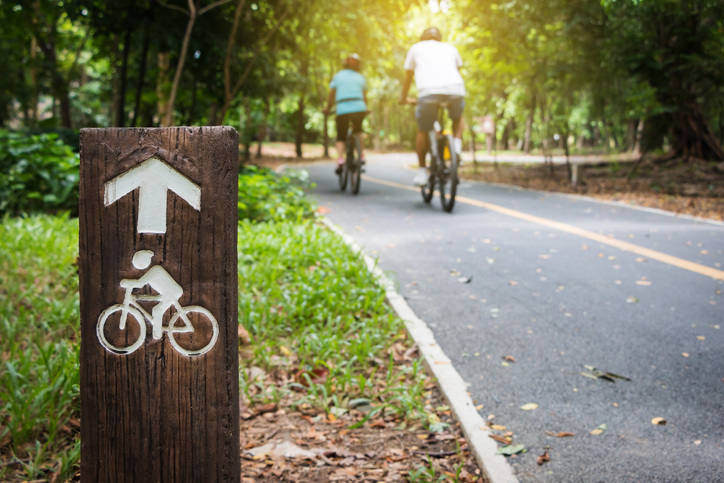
[96,250,219,356]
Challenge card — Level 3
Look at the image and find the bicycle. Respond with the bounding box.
[337,112,369,195]
[97,283,219,357]
[406,99,460,212]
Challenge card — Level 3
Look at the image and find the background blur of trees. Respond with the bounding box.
[2,0,723,161]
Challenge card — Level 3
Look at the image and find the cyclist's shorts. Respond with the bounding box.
[416,95,465,132]
[335,111,366,142]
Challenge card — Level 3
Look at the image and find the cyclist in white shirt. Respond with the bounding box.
[400,27,466,187]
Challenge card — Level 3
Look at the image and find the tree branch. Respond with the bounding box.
[156,0,189,16]
[199,0,232,16]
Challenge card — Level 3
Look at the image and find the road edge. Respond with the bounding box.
[319,217,519,483]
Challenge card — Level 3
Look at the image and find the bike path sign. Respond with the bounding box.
[79,127,240,482]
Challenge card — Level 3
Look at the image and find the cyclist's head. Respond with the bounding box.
[421,27,442,41]
[132,250,154,270]
[343,53,361,72]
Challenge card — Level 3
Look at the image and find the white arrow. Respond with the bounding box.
[104,156,201,234]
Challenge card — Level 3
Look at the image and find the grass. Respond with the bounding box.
[237,220,430,425]
[0,211,437,481]
[0,214,80,481]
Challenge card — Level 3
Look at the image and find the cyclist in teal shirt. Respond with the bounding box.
[325,54,368,173]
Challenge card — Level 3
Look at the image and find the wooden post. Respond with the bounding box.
[79,127,240,482]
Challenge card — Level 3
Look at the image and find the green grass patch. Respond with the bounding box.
[1,212,431,480]
[238,220,429,425]
[0,214,80,481]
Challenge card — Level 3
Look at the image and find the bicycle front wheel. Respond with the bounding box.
[350,137,362,195]
[168,306,219,356]
[438,134,458,212]
[97,304,146,355]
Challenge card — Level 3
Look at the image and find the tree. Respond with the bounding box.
[604,0,724,160]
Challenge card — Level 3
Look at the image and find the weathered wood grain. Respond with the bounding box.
[79,127,240,482]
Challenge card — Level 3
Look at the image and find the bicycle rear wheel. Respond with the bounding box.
[421,149,435,203]
[438,134,458,212]
[338,163,348,191]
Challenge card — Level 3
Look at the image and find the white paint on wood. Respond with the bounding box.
[104,156,201,234]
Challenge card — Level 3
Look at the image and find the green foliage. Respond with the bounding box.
[0,130,79,216]
[238,166,316,222]
[0,214,80,480]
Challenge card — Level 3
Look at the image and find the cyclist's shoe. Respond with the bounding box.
[334,158,344,175]
[454,138,463,165]
[360,157,367,172]
[413,168,429,187]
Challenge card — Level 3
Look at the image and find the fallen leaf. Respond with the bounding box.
[590,424,607,435]
[489,434,512,444]
[537,451,551,465]
[546,431,575,438]
[490,424,506,431]
[369,418,387,429]
[520,403,538,411]
[651,417,667,425]
[238,324,251,345]
[626,296,639,303]
[458,276,473,284]
[496,444,526,456]
[503,355,516,363]
[317,206,331,214]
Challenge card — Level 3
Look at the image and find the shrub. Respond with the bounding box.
[0,130,79,216]
[238,165,316,223]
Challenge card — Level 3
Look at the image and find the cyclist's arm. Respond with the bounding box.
[325,88,336,114]
[400,70,414,104]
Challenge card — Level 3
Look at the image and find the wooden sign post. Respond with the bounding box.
[78,127,240,482]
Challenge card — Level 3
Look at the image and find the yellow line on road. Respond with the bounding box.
[362,174,724,281]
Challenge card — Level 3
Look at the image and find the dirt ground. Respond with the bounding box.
[459,156,724,222]
[239,386,484,482]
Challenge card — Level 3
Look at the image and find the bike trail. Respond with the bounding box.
[300,152,724,483]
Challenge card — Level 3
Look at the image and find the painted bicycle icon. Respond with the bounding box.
[96,250,219,356]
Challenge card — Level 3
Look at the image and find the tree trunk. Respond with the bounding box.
[256,97,270,158]
[670,100,724,161]
[115,25,133,127]
[131,25,151,127]
[295,95,305,159]
[156,52,171,125]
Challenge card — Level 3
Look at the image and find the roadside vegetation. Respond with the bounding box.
[0,160,481,481]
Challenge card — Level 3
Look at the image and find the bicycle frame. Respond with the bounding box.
[119,288,190,339]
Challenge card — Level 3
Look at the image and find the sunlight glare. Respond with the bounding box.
[428,0,451,14]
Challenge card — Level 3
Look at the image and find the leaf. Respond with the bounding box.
[496,444,526,456]
[590,424,607,435]
[489,434,512,444]
[537,451,551,465]
[651,417,667,425]
[546,431,575,438]
[457,276,473,283]
[520,403,538,411]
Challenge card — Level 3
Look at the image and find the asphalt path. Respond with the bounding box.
[302,153,724,483]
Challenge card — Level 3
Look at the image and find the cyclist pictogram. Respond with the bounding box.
[96,250,219,356]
